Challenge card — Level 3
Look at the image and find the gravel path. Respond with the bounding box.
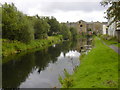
[109,45,120,55]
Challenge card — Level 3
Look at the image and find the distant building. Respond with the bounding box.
[102,22,108,35]
[77,20,87,34]
[66,22,77,28]
[66,20,103,35]
[93,21,103,34]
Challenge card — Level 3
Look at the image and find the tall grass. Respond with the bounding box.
[2,35,63,58]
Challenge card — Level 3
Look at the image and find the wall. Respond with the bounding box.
[93,22,103,34]
[66,20,103,35]
[103,25,107,35]
[77,20,87,34]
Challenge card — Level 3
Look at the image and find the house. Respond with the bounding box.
[93,21,103,34]
[76,20,87,34]
[102,22,108,35]
[66,20,103,35]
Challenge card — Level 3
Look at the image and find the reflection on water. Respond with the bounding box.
[20,51,80,88]
[2,38,92,88]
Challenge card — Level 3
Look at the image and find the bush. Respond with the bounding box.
[62,77,73,88]
[101,35,118,41]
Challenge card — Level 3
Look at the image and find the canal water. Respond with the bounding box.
[2,38,92,88]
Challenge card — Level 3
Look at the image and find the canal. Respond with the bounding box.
[2,38,92,88]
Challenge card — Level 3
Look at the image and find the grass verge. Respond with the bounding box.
[61,37,118,88]
[100,35,120,48]
[2,35,63,63]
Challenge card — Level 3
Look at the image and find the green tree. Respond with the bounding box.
[2,3,34,43]
[18,15,34,43]
[2,3,20,40]
[60,23,71,40]
[100,1,120,28]
[34,15,50,39]
[70,27,78,40]
[47,17,60,36]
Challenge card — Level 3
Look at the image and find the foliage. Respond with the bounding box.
[69,27,78,40]
[100,1,120,28]
[2,35,63,58]
[59,69,73,88]
[18,15,34,43]
[2,3,19,40]
[62,77,73,88]
[2,3,75,44]
[101,35,120,47]
[60,23,72,40]
[2,3,34,43]
[47,16,60,36]
[34,15,50,39]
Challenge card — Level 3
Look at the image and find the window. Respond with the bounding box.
[79,21,81,24]
[80,25,83,27]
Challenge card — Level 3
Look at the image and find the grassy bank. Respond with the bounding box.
[101,35,120,47]
[61,37,118,88]
[2,35,63,59]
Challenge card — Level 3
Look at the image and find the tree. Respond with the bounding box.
[60,23,71,40]
[70,27,78,40]
[2,3,34,43]
[100,0,120,26]
[18,15,34,43]
[2,3,20,40]
[47,17,60,36]
[34,15,50,39]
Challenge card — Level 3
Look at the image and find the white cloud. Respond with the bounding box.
[1,0,107,22]
[52,10,107,22]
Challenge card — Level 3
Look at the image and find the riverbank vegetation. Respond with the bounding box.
[2,35,62,57]
[2,3,79,59]
[60,37,118,88]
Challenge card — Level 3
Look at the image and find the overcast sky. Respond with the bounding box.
[1,0,108,22]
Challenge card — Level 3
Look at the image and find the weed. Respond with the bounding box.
[59,69,73,88]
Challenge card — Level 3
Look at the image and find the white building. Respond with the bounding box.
[102,22,107,35]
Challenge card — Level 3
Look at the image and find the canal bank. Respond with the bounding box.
[100,35,120,48]
[2,35,63,63]
[60,37,118,88]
